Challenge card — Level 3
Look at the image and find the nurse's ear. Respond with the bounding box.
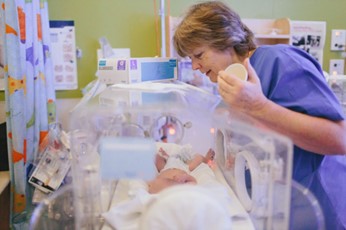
[225,47,238,60]
[244,58,260,84]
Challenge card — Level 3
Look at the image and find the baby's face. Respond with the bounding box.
[148,169,197,194]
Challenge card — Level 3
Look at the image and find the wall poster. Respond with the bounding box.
[50,20,78,90]
[290,21,326,66]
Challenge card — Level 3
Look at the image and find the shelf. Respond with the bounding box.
[166,17,293,57]
[243,18,292,46]
[0,171,9,194]
[255,34,291,39]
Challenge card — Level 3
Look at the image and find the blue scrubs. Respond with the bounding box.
[250,44,346,230]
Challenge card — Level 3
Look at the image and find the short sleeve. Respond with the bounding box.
[251,45,344,121]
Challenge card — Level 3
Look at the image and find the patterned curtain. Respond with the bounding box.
[1,0,56,228]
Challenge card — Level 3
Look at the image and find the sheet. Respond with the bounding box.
[102,164,255,230]
[101,142,254,229]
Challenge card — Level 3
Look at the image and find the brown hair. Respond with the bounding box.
[173,1,256,58]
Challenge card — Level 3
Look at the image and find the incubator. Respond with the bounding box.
[29,80,323,230]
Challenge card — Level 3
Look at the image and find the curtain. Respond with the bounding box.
[1,0,56,228]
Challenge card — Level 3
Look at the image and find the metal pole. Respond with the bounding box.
[160,0,166,57]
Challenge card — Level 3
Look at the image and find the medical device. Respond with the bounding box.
[29,81,324,230]
[69,81,292,229]
[97,57,178,84]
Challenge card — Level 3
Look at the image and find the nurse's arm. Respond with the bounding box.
[251,99,346,155]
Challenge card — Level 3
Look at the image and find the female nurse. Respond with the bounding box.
[173,1,346,229]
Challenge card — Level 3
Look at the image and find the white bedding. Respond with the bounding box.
[102,163,255,230]
[101,142,254,229]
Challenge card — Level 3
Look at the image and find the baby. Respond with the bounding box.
[147,147,215,193]
[102,144,230,230]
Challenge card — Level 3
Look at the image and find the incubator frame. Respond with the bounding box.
[29,82,325,230]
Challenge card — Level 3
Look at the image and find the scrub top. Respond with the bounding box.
[250,44,346,230]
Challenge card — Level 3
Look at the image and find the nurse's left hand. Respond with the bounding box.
[217,58,268,115]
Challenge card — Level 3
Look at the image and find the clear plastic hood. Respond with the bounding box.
[66,81,294,230]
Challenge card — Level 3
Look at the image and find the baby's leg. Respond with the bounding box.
[188,154,204,171]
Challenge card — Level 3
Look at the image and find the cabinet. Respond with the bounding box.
[242,18,291,46]
[165,17,292,57]
[165,16,326,68]
[0,171,10,230]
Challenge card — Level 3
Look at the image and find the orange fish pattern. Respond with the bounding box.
[37,13,42,42]
[12,187,26,214]
[8,75,26,95]
[8,132,27,164]
[5,24,17,36]
[17,6,25,43]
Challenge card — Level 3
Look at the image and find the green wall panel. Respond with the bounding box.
[0,0,345,100]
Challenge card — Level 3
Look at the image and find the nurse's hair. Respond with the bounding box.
[173,1,256,58]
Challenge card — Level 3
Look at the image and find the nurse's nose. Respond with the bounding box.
[191,60,201,70]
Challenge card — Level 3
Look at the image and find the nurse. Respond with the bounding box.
[173,1,346,229]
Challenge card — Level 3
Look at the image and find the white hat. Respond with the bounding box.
[140,184,232,230]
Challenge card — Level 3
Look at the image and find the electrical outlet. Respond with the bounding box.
[329,59,345,75]
[331,30,346,51]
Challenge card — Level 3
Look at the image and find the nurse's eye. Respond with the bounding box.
[194,52,203,59]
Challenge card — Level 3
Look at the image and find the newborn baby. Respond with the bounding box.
[147,146,215,193]
[103,143,231,230]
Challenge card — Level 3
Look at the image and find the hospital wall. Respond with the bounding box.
[0,0,345,101]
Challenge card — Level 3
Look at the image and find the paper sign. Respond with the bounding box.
[99,137,157,180]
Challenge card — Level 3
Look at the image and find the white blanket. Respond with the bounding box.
[102,163,232,230]
[101,142,256,229]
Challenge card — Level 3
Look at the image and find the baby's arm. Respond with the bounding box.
[188,148,215,171]
[188,154,204,171]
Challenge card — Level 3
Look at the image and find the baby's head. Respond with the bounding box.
[148,168,197,194]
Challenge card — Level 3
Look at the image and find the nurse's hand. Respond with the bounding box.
[217,59,268,116]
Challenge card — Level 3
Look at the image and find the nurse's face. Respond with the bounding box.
[189,46,240,83]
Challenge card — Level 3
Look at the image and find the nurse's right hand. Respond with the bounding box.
[217,58,268,117]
